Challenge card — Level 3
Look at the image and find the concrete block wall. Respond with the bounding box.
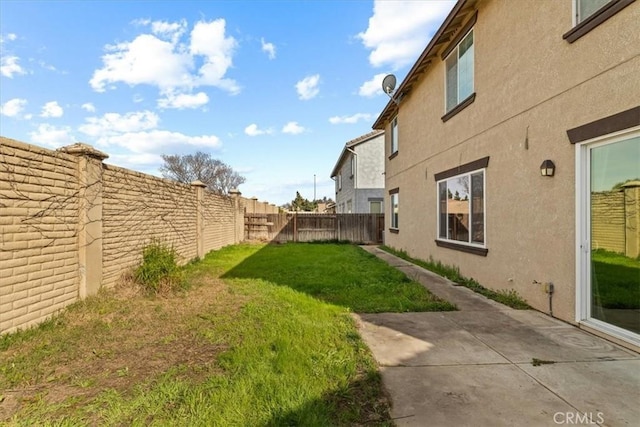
[202,191,236,253]
[101,164,199,288]
[1,137,256,334]
[591,191,625,254]
[242,196,280,214]
[1,137,80,334]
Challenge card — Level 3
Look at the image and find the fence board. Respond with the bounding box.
[244,213,384,244]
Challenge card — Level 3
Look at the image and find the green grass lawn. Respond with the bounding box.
[1,242,452,425]
[592,249,640,309]
[380,245,530,309]
[218,243,455,312]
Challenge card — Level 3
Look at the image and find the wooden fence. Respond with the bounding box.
[245,213,385,244]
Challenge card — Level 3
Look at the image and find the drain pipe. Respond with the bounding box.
[545,282,554,317]
[346,147,357,213]
[533,280,554,317]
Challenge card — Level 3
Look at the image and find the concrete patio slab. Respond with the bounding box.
[381,364,577,427]
[443,311,637,363]
[518,360,640,427]
[355,313,509,366]
[357,246,640,426]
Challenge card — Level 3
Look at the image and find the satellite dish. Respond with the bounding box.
[382,74,396,95]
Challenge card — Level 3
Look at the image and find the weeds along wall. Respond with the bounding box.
[1,137,248,334]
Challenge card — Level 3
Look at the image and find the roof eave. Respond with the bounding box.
[372,0,474,130]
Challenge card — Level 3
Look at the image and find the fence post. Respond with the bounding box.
[191,180,207,259]
[229,189,242,244]
[58,143,108,299]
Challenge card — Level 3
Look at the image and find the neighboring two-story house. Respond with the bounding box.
[373,0,639,349]
[331,130,385,214]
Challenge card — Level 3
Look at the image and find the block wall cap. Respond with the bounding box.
[57,143,109,161]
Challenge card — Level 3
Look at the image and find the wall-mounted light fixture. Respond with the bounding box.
[540,160,555,177]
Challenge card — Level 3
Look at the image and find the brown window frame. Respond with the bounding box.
[434,156,489,256]
[563,0,635,43]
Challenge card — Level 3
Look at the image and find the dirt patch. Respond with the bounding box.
[0,276,246,422]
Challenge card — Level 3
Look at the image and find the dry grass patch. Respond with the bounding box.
[1,277,240,423]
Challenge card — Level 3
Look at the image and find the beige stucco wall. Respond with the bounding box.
[383,0,640,324]
[1,137,252,334]
[1,137,80,333]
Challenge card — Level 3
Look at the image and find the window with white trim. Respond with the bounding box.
[390,117,398,155]
[437,169,485,245]
[390,192,399,229]
[350,154,356,177]
[576,0,612,23]
[445,30,474,113]
[338,174,342,191]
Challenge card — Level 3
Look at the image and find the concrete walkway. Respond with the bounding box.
[355,246,640,427]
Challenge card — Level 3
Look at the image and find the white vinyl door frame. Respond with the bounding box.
[575,126,640,347]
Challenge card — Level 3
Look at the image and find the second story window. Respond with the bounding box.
[445,30,474,113]
[350,154,356,177]
[577,0,611,23]
[390,117,398,155]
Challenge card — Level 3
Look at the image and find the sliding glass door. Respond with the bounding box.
[581,132,640,343]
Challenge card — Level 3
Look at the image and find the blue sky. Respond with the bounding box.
[1,0,455,205]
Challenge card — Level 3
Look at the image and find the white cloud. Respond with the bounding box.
[0,33,18,43]
[79,110,160,137]
[81,102,96,113]
[89,34,191,92]
[1,55,26,78]
[282,121,305,135]
[40,101,64,118]
[261,38,276,60]
[158,91,209,109]
[295,74,320,100]
[74,109,222,162]
[151,19,187,43]
[89,18,239,98]
[101,130,221,154]
[106,152,164,174]
[359,73,388,97]
[329,113,372,125]
[0,98,27,117]
[29,124,75,148]
[358,0,456,69]
[190,19,240,94]
[244,123,273,136]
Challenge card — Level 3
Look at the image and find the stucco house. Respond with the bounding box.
[373,0,639,349]
[331,130,385,214]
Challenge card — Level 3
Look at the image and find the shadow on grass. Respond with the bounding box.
[265,373,393,427]
[220,243,455,313]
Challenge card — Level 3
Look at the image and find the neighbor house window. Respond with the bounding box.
[445,30,474,113]
[338,174,342,191]
[350,154,356,177]
[390,117,398,155]
[577,0,611,23]
[437,169,484,246]
[369,200,383,214]
[389,189,399,230]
